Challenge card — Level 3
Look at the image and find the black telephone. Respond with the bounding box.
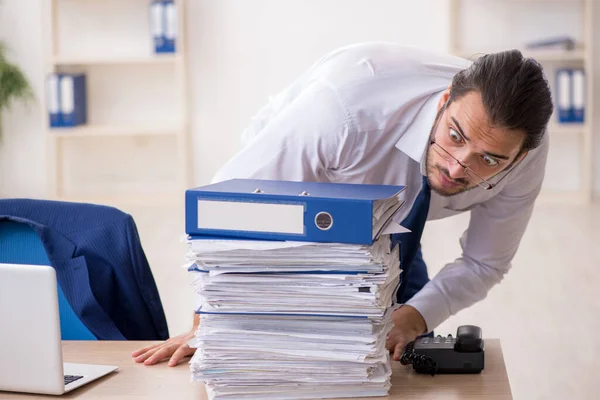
[399,325,485,376]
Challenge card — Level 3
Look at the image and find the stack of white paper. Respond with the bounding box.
[187,235,400,400]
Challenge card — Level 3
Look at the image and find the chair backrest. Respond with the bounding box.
[0,220,97,340]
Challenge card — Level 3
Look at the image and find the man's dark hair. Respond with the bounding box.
[449,49,553,152]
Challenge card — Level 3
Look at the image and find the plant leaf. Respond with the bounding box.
[0,59,33,110]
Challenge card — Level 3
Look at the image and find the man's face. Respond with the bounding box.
[425,91,526,197]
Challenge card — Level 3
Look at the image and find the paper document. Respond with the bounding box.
[185,233,402,400]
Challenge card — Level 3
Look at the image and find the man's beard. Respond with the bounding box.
[425,155,476,197]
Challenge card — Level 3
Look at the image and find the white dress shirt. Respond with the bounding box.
[212,42,549,332]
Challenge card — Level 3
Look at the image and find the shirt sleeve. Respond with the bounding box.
[211,80,353,183]
[405,137,549,332]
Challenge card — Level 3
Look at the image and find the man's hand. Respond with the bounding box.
[131,330,197,367]
[386,305,428,361]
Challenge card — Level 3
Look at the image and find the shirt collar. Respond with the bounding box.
[394,90,445,175]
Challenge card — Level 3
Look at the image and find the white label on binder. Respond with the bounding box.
[557,70,571,109]
[46,74,59,114]
[197,200,305,234]
[165,2,177,39]
[572,69,585,108]
[59,76,74,114]
[150,2,163,36]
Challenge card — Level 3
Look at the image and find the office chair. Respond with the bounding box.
[0,199,169,341]
[0,220,96,340]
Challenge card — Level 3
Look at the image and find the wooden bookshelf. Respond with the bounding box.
[41,0,191,205]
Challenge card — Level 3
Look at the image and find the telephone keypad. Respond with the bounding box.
[417,334,457,349]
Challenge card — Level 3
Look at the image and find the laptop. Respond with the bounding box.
[0,263,118,395]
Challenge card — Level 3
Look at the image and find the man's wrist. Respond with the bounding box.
[392,305,428,336]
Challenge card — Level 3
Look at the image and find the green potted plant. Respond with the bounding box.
[0,41,33,142]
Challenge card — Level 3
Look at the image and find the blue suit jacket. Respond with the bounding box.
[0,199,169,341]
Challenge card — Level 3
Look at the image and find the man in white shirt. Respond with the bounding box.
[132,42,553,366]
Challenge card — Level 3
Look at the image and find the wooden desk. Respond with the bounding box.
[2,340,512,399]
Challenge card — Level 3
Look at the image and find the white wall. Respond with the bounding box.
[0,0,598,197]
[594,2,600,197]
[0,0,46,197]
[186,0,450,185]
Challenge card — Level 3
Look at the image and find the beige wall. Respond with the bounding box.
[0,0,598,196]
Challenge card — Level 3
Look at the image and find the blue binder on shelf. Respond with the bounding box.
[150,0,176,53]
[556,68,586,124]
[571,68,585,123]
[45,74,61,127]
[45,73,87,128]
[59,73,87,127]
[556,68,572,123]
[163,0,177,53]
[185,179,407,245]
[150,0,165,53]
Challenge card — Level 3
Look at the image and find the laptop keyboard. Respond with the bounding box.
[64,375,84,385]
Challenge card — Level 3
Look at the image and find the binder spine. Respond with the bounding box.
[185,191,374,244]
[46,73,61,127]
[150,0,166,53]
[163,0,177,53]
[556,68,572,123]
[59,74,87,127]
[571,68,585,123]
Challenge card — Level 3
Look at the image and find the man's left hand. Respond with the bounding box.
[386,305,428,361]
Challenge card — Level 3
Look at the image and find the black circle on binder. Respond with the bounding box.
[315,212,333,231]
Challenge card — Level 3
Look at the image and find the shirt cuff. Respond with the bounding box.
[404,283,452,334]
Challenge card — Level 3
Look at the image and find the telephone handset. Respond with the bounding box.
[399,325,485,376]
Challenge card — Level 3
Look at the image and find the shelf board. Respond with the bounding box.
[524,49,586,62]
[49,123,184,138]
[537,189,590,205]
[52,53,182,66]
[548,123,587,135]
[455,49,586,62]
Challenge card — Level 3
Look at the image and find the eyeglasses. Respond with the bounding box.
[430,140,496,190]
[429,104,526,191]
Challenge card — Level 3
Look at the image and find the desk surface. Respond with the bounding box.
[2,340,512,399]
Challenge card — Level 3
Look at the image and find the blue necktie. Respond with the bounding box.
[392,174,431,303]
